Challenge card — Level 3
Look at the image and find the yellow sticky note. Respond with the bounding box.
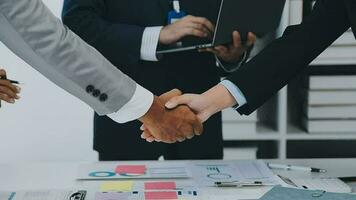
[100,181,134,192]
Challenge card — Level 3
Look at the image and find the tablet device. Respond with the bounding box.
[157,0,285,54]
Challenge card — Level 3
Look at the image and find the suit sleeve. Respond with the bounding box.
[0,0,139,116]
[62,0,145,67]
[227,0,351,115]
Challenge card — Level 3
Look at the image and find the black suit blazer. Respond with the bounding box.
[62,0,225,155]
[228,0,355,115]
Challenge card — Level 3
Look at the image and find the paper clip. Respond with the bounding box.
[69,191,87,200]
[311,190,326,198]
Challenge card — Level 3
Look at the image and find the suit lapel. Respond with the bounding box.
[345,0,356,37]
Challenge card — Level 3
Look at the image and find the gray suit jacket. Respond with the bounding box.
[0,0,137,115]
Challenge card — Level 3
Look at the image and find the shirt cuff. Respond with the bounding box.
[140,26,163,61]
[220,80,247,109]
[107,84,154,123]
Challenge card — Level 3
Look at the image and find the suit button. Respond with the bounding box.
[92,89,101,97]
[99,93,108,102]
[86,85,94,93]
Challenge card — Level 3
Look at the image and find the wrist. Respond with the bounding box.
[202,84,237,115]
[139,96,163,123]
[158,26,167,45]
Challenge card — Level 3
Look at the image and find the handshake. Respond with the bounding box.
[138,89,204,144]
[139,84,237,143]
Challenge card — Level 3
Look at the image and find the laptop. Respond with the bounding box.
[157,0,286,54]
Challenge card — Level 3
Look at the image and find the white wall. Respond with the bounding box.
[0,0,98,163]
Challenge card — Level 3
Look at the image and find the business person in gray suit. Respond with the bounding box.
[0,0,203,143]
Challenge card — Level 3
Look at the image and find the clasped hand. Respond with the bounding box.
[139,89,203,143]
[141,84,239,143]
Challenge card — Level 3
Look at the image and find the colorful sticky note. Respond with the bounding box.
[144,182,177,190]
[116,165,147,175]
[95,192,130,200]
[100,181,134,192]
[144,191,178,200]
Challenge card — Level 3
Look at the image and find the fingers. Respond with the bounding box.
[145,135,156,143]
[200,47,219,54]
[0,79,21,103]
[0,93,15,103]
[186,23,211,38]
[140,124,147,131]
[165,94,194,109]
[141,131,151,139]
[214,46,228,54]
[181,27,208,38]
[159,89,182,103]
[232,31,242,48]
[181,15,214,38]
[192,117,204,135]
[0,85,19,100]
[0,69,6,79]
[189,16,215,33]
[0,79,20,94]
[247,32,257,47]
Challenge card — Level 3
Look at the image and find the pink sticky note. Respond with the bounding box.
[115,165,146,175]
[144,182,177,190]
[144,191,178,200]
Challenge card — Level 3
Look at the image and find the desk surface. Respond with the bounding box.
[1,159,356,199]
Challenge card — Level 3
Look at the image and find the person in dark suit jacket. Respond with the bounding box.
[62,0,255,160]
[154,0,356,132]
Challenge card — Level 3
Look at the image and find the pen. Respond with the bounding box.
[0,77,20,84]
[267,163,327,173]
[8,79,20,84]
[215,181,274,188]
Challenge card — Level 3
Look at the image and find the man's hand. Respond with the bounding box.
[164,84,237,123]
[0,69,20,104]
[139,89,203,143]
[159,15,214,45]
[200,31,256,63]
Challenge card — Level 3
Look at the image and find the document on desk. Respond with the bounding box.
[77,162,190,180]
[189,160,286,187]
[0,190,86,200]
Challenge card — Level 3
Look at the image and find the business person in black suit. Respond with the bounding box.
[151,0,356,134]
[62,0,255,160]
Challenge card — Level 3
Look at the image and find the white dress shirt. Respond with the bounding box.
[107,84,154,123]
